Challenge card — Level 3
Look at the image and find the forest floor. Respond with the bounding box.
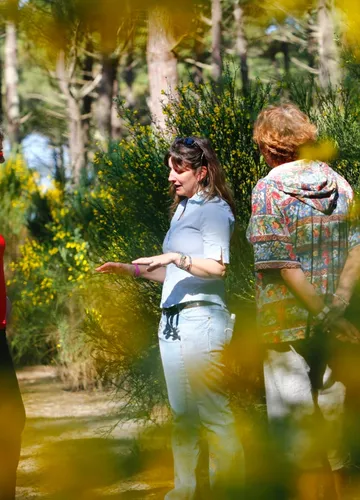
[16,366,173,499]
[14,366,360,500]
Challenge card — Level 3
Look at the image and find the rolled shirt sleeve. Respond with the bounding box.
[200,199,234,264]
[247,180,300,271]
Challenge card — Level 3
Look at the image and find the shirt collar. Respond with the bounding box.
[188,190,206,203]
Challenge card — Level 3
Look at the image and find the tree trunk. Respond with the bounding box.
[82,41,93,159]
[53,144,66,187]
[233,0,249,93]
[111,46,135,140]
[96,54,119,142]
[4,22,20,145]
[147,5,178,129]
[56,51,86,184]
[211,0,223,82]
[68,97,86,183]
[306,10,317,69]
[318,0,340,88]
[124,49,136,109]
[192,19,207,86]
[282,41,290,76]
[111,77,122,140]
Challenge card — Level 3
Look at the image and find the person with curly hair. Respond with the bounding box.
[247,104,360,500]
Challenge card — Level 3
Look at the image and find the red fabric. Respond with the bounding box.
[0,235,6,327]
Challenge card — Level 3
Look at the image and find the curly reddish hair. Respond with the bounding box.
[253,103,317,165]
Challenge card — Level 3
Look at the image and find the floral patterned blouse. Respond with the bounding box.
[247,160,360,343]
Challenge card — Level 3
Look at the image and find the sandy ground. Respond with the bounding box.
[15,366,360,500]
[16,366,173,499]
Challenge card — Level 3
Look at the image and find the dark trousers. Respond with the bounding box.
[0,329,25,500]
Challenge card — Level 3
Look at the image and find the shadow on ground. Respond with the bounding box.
[16,360,360,500]
[18,416,174,499]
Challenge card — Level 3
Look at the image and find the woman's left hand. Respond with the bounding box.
[330,317,360,343]
[132,253,178,272]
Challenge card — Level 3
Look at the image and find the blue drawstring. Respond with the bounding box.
[163,311,181,341]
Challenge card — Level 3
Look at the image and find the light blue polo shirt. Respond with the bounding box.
[161,192,235,308]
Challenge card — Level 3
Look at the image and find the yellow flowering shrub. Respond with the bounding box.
[86,75,360,412]
[84,85,275,409]
[0,154,38,255]
[164,75,280,220]
[7,175,95,376]
[287,77,360,189]
[5,70,360,395]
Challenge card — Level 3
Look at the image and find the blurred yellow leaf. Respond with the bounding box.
[299,139,338,162]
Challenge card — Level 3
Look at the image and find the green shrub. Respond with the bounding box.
[7,70,360,404]
[85,78,281,415]
[287,76,360,186]
[7,179,95,383]
[87,73,360,418]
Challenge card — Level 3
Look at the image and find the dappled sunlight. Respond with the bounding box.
[16,367,174,499]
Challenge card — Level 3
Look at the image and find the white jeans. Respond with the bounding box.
[264,340,348,471]
[159,304,245,499]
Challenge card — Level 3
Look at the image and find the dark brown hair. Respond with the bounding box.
[164,136,236,216]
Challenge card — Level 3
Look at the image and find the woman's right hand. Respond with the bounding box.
[330,317,360,343]
[95,262,134,276]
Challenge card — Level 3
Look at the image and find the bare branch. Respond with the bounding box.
[80,112,92,120]
[43,109,67,120]
[83,49,102,61]
[291,56,319,74]
[184,57,212,70]
[19,112,33,125]
[27,93,64,107]
[200,14,212,26]
[115,23,137,56]
[79,72,102,99]
[270,31,307,46]
[122,58,138,71]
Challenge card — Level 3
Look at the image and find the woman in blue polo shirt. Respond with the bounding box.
[96,137,244,498]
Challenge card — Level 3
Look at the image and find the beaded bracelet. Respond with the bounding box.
[185,255,192,272]
[333,293,350,308]
[133,263,141,277]
[177,253,192,272]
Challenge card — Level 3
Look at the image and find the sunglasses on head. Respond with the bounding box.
[175,137,197,147]
[174,137,206,165]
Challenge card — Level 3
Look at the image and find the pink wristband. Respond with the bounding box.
[133,263,141,278]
